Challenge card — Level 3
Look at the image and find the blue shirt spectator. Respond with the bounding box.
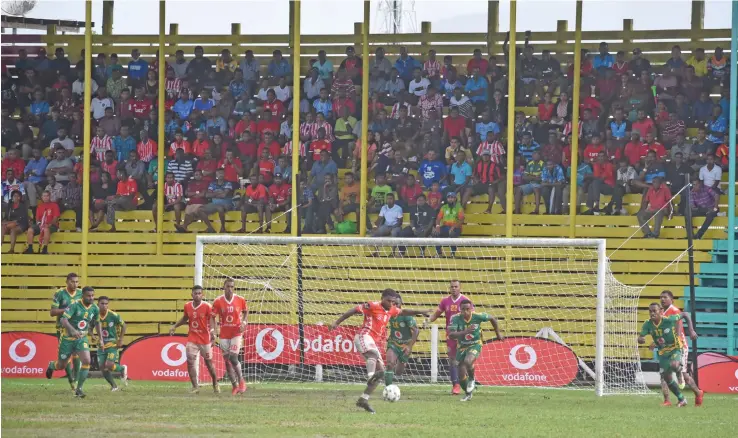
[644,163,666,184]
[229,80,247,99]
[464,75,488,103]
[476,121,500,139]
[310,158,338,190]
[449,161,472,186]
[419,158,447,188]
[206,116,227,136]
[30,101,50,117]
[24,156,48,184]
[518,140,541,162]
[165,119,180,139]
[113,134,137,162]
[127,57,148,80]
[173,98,194,120]
[208,181,234,208]
[718,97,730,120]
[193,97,215,113]
[440,78,462,100]
[592,53,615,70]
[608,119,631,139]
[692,99,713,122]
[541,164,565,184]
[394,56,420,83]
[313,99,333,118]
[568,162,592,187]
[268,58,292,78]
[706,116,727,144]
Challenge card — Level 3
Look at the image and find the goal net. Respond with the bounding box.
[195,236,649,396]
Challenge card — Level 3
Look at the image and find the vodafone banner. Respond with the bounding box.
[1,331,66,378]
[475,337,579,387]
[244,324,364,365]
[120,335,226,382]
[697,352,738,393]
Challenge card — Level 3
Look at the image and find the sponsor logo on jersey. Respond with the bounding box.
[102,329,110,338]
[696,352,738,393]
[77,320,87,330]
[2,332,64,378]
[394,331,402,339]
[464,334,474,341]
[120,335,226,382]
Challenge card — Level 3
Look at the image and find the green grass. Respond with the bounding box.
[1,379,736,437]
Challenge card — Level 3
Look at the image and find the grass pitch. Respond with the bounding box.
[1,378,735,437]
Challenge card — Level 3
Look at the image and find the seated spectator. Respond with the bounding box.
[175,169,209,233]
[637,176,671,238]
[50,127,75,157]
[670,134,691,160]
[463,150,505,213]
[690,178,719,240]
[418,149,447,190]
[197,168,232,233]
[583,134,605,164]
[24,190,59,254]
[173,90,194,121]
[59,173,82,231]
[240,171,268,232]
[447,150,473,196]
[444,137,472,166]
[124,150,150,207]
[313,173,338,233]
[632,150,666,193]
[433,191,464,257]
[265,173,291,233]
[699,154,722,192]
[540,159,566,215]
[166,148,195,185]
[714,134,731,171]
[623,131,648,167]
[397,193,435,256]
[45,147,74,184]
[517,132,540,162]
[692,92,714,123]
[515,151,544,214]
[692,127,715,165]
[661,112,685,147]
[706,46,728,89]
[464,67,488,110]
[603,158,638,215]
[267,50,292,82]
[1,190,29,253]
[371,192,403,241]
[309,149,337,192]
[583,151,615,215]
[218,149,243,185]
[304,67,324,102]
[562,159,592,213]
[644,132,667,160]
[90,171,116,229]
[666,151,691,215]
[705,106,727,144]
[152,171,184,232]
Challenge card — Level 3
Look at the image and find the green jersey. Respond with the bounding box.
[51,288,83,329]
[640,315,682,354]
[371,185,393,205]
[449,312,493,347]
[388,315,417,345]
[61,301,100,339]
[99,310,124,349]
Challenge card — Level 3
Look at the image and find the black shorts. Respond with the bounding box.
[341,202,359,214]
[470,183,493,196]
[32,224,58,236]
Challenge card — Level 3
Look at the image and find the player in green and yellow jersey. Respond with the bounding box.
[448,300,503,401]
[45,286,102,398]
[97,296,128,391]
[638,303,704,407]
[385,296,419,386]
[49,272,83,390]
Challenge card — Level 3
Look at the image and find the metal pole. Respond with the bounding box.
[291,0,302,237]
[569,0,583,238]
[359,0,370,236]
[726,0,737,357]
[156,0,165,255]
[504,0,516,237]
[683,174,699,383]
[81,0,92,282]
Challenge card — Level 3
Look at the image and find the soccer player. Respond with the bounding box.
[49,272,83,390]
[170,286,220,394]
[97,296,129,391]
[330,289,428,413]
[427,279,470,394]
[638,303,703,407]
[448,300,503,401]
[212,278,248,395]
[659,290,695,403]
[45,286,103,398]
[385,296,419,387]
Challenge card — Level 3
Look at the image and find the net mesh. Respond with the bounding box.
[198,237,650,394]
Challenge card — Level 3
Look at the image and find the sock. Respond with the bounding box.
[450,364,459,384]
[112,363,124,373]
[361,393,370,400]
[73,356,81,379]
[102,370,116,388]
[460,376,468,392]
[384,371,394,386]
[468,367,475,382]
[63,362,74,382]
[76,365,90,390]
[667,380,684,401]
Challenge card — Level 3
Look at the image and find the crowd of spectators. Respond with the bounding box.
[1,35,734,253]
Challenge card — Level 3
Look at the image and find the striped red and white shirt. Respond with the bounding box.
[476,140,506,163]
[563,120,583,138]
[283,141,306,157]
[299,122,318,141]
[423,59,441,77]
[137,139,158,163]
[164,181,183,204]
[165,78,183,98]
[90,135,113,162]
[390,101,412,119]
[312,121,334,142]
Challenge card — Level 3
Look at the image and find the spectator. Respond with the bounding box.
[395,173,421,211]
[706,46,729,89]
[371,192,403,242]
[89,170,116,229]
[267,50,292,82]
[464,67,488,109]
[49,127,75,157]
[240,171,268,232]
[166,148,195,185]
[58,172,82,230]
[394,46,419,84]
[169,130,192,158]
[309,149,338,192]
[637,176,671,238]
[265,173,291,233]
[185,46,213,86]
[690,178,719,240]
[463,150,505,213]
[593,42,615,70]
[22,148,46,207]
[313,173,338,233]
[397,193,435,256]
[583,151,615,215]
[714,134,731,171]
[112,125,135,162]
[692,127,714,164]
[447,150,473,196]
[698,154,722,192]
[1,190,29,253]
[517,132,540,162]
[333,107,357,167]
[304,67,324,101]
[644,131,667,160]
[692,91,714,123]
[628,48,651,77]
[666,151,691,215]
[705,106,727,144]
[418,149,447,190]
[623,131,648,167]
[540,159,566,215]
[2,168,24,208]
[24,190,59,254]
[45,147,74,184]
[169,49,190,80]
[604,158,638,216]
[433,191,464,257]
[632,150,666,193]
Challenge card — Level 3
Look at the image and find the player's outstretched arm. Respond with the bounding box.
[329,308,360,330]
[169,314,188,336]
[427,307,443,323]
[679,312,698,340]
[399,309,430,317]
[488,315,504,340]
[61,317,80,339]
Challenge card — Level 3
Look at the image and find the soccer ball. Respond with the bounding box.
[383,384,401,402]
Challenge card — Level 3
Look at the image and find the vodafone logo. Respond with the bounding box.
[464,334,474,341]
[509,344,537,370]
[394,331,401,339]
[734,368,738,380]
[78,321,87,330]
[255,328,284,361]
[160,342,187,367]
[8,339,36,363]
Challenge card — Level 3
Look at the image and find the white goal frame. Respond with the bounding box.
[195,236,609,396]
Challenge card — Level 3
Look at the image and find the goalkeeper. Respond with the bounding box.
[385,296,419,386]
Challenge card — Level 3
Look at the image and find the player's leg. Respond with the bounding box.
[227,336,246,394]
[220,338,238,390]
[354,334,382,413]
[463,347,480,394]
[72,353,81,383]
[662,352,686,405]
[185,342,202,392]
[74,345,92,397]
[200,344,219,393]
[676,351,704,405]
[99,348,117,390]
[363,350,385,395]
[677,347,688,388]
[659,376,671,405]
[385,346,399,386]
[447,338,460,394]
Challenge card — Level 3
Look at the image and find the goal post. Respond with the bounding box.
[195,235,649,396]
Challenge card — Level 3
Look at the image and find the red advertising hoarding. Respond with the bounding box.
[1,332,66,378]
[243,324,365,365]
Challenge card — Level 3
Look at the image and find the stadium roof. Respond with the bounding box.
[1,14,92,33]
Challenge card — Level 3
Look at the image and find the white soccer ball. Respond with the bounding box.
[383,384,401,402]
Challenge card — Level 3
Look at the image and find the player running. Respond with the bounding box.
[49,272,83,390]
[385,296,419,387]
[212,278,248,395]
[448,300,503,402]
[427,279,470,394]
[330,289,428,413]
[170,286,220,394]
[97,296,128,391]
[45,286,103,398]
[638,303,704,407]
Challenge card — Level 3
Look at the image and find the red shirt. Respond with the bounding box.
[579,96,602,118]
[612,61,629,76]
[399,184,423,206]
[212,294,247,340]
[269,183,291,204]
[474,160,502,184]
[169,140,192,157]
[263,100,285,118]
[36,201,60,226]
[102,160,118,181]
[623,141,648,166]
[332,98,356,116]
[196,159,218,183]
[583,144,605,163]
[218,157,242,183]
[632,118,656,138]
[164,181,183,204]
[647,141,667,159]
[184,301,213,345]
[354,301,401,342]
[192,139,211,158]
[130,98,154,119]
[257,141,282,159]
[258,159,275,184]
[187,179,209,204]
[467,58,489,74]
[592,161,615,186]
[235,120,257,137]
[427,191,442,210]
[561,145,572,168]
[116,177,138,197]
[645,185,672,211]
[309,139,332,162]
[443,116,466,139]
[663,304,687,349]
[257,120,280,139]
[1,157,25,177]
[136,139,157,163]
[245,183,268,202]
[237,141,258,159]
[537,103,555,121]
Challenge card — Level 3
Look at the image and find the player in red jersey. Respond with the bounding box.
[330,289,428,413]
[212,279,248,395]
[169,286,219,393]
[428,280,471,394]
[659,290,703,406]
